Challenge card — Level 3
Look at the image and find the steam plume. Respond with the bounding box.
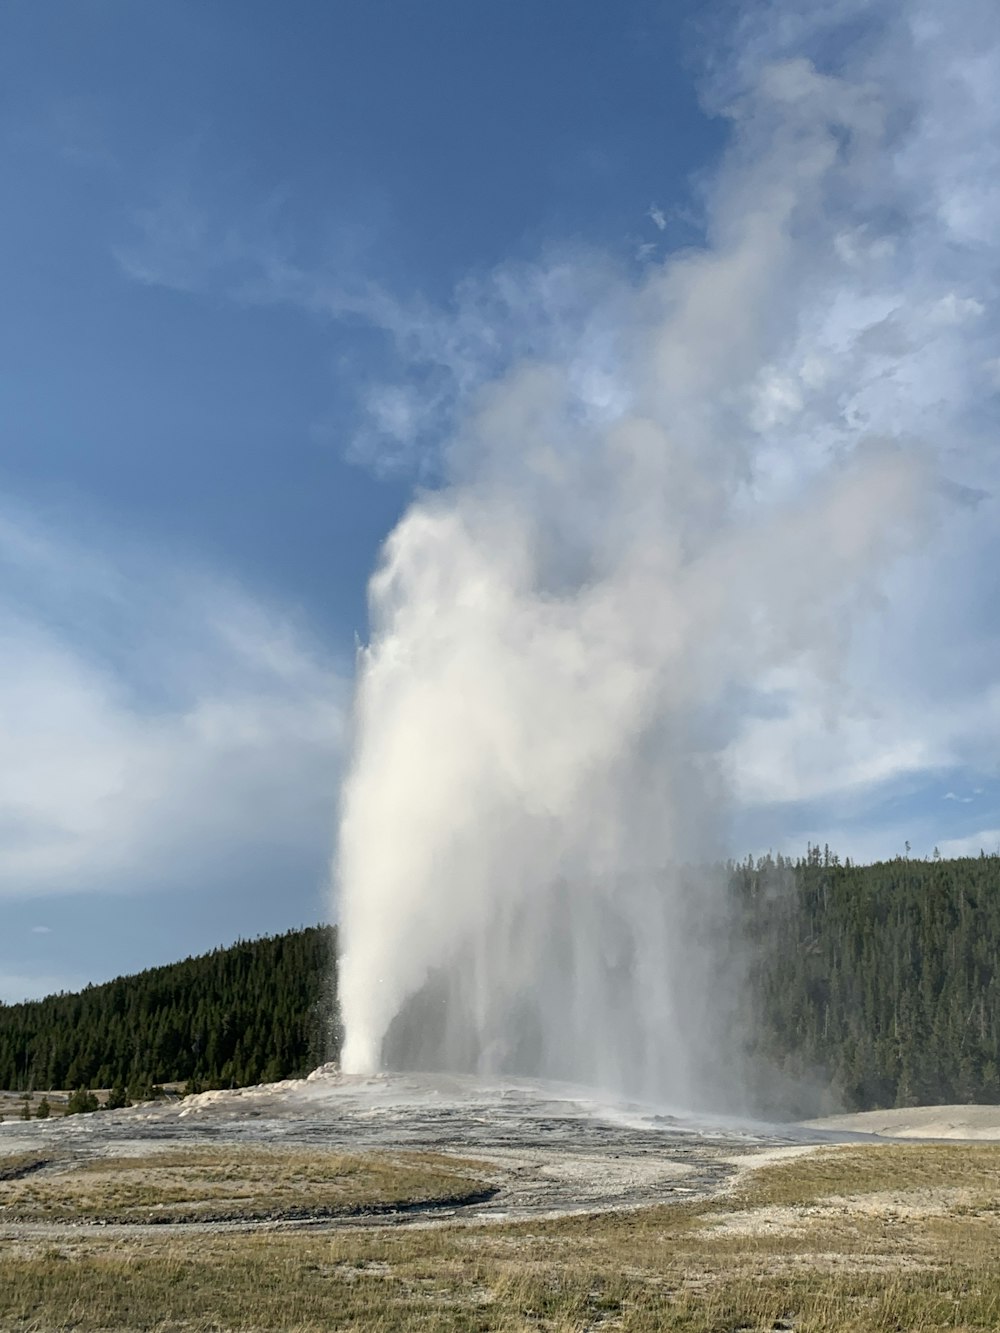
[334,0,998,1105]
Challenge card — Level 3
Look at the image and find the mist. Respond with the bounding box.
[334,0,997,1109]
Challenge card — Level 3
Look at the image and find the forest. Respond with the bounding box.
[2,854,1000,1113]
[0,926,334,1095]
[736,850,1000,1114]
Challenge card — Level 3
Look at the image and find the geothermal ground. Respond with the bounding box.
[5,1072,1000,1331]
[0,1070,844,1230]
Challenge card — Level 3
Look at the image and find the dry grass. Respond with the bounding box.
[0,1152,52,1182]
[3,1142,1000,1329]
[0,1090,70,1119]
[0,1146,492,1222]
[731,1141,1000,1208]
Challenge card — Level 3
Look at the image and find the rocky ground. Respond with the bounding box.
[0,1069,855,1232]
[3,1070,998,1234]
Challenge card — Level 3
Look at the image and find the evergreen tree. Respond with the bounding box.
[736,853,1000,1113]
[106,1081,130,1110]
[66,1087,99,1115]
[0,926,335,1095]
[5,860,1000,1118]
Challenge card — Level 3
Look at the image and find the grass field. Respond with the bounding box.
[0,1090,70,1120]
[4,1142,1000,1330]
[0,1145,492,1223]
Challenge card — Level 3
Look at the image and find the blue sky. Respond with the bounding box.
[2,0,999,1002]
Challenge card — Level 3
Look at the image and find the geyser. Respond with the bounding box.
[334,0,993,1106]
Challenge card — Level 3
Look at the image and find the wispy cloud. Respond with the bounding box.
[647,204,667,231]
[0,502,346,901]
[114,193,632,476]
[0,970,85,1006]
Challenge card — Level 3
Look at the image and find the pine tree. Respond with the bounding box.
[66,1087,99,1115]
[106,1081,130,1110]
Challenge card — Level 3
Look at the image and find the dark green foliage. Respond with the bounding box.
[0,926,336,1095]
[737,851,1000,1114]
[4,859,1000,1116]
[35,1096,50,1119]
[105,1082,129,1110]
[127,1077,156,1104]
[66,1087,99,1115]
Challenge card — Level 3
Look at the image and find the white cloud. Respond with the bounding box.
[937,830,1000,858]
[725,666,1000,810]
[0,971,83,1005]
[0,504,346,901]
[647,204,667,231]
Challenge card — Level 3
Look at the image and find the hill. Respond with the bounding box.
[3,853,1000,1114]
[739,850,1000,1114]
[0,925,335,1094]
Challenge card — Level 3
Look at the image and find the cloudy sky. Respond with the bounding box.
[2,0,998,1003]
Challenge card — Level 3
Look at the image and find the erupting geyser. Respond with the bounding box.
[334,0,993,1106]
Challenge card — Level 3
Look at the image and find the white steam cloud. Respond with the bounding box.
[334,0,999,1105]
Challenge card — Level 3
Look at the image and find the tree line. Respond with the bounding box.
[735,849,1000,1114]
[0,926,335,1094]
[3,854,1000,1114]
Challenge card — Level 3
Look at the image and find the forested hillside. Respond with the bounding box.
[3,856,1000,1113]
[738,851,1000,1113]
[0,926,335,1094]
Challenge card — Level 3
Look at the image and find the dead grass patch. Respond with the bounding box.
[732,1141,1000,1208]
[0,1146,493,1223]
[4,1142,1000,1329]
